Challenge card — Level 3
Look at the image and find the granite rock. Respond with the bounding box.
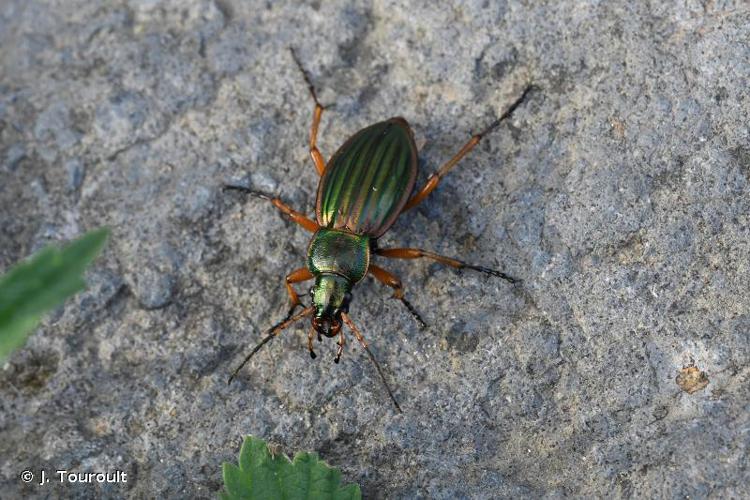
[1,1,748,498]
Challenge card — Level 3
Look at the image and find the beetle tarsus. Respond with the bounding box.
[477,84,534,138]
[334,330,345,363]
[334,344,343,363]
[400,296,427,329]
[466,264,521,284]
[289,47,329,108]
[307,326,318,359]
[222,184,273,201]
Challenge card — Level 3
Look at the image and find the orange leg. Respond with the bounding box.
[368,264,426,328]
[375,247,519,284]
[308,103,327,176]
[285,267,314,310]
[223,185,319,232]
[368,264,405,299]
[402,86,532,212]
[334,328,346,363]
[290,48,328,176]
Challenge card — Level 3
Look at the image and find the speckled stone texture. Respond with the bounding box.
[1,1,748,498]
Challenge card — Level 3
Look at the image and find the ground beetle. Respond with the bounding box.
[225,49,532,412]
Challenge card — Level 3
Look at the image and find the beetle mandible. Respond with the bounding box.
[225,49,532,412]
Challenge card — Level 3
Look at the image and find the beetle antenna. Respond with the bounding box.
[341,313,402,413]
[228,306,315,385]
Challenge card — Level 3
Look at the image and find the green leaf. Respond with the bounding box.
[221,436,362,500]
[0,228,109,362]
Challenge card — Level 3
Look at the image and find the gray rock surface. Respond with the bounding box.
[1,0,748,498]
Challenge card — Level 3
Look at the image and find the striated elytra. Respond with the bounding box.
[318,117,417,238]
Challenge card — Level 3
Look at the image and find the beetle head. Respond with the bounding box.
[310,274,352,337]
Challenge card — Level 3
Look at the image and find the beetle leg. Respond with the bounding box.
[290,47,328,176]
[401,85,533,212]
[308,103,327,176]
[307,326,317,359]
[375,247,519,284]
[223,185,320,232]
[334,328,346,363]
[368,264,427,329]
[284,267,314,318]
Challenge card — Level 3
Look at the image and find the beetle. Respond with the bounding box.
[225,49,532,412]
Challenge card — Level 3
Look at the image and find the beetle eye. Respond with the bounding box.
[341,292,352,312]
[308,287,315,297]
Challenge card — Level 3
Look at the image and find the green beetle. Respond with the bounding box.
[226,49,532,411]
